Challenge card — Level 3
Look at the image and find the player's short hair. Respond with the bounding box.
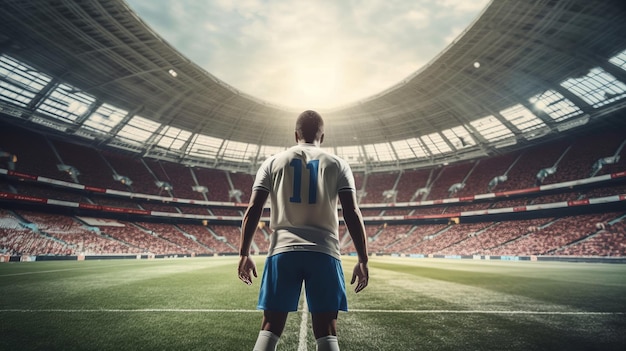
[295,110,324,143]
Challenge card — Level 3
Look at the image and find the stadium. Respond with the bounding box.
[0,0,625,350]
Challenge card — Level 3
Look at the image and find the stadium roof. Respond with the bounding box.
[0,0,625,172]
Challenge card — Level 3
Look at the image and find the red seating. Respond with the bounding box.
[101,151,160,195]
[229,172,255,203]
[395,169,431,202]
[194,168,231,202]
[360,172,400,204]
[137,222,212,255]
[52,139,123,189]
[1,121,625,258]
[427,162,474,200]
[551,215,626,256]
[0,124,69,182]
[485,213,621,256]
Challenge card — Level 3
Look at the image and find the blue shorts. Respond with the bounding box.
[257,251,348,313]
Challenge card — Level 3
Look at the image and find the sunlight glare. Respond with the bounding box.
[290,59,341,108]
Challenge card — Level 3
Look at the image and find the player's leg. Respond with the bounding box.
[312,311,340,350]
[314,336,340,351]
[254,252,304,350]
[311,311,338,338]
[304,252,347,351]
[253,329,280,351]
[261,310,289,336]
[253,311,288,351]
[315,336,340,351]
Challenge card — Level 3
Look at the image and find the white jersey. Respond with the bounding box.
[252,143,356,260]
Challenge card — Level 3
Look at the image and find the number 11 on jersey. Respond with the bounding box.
[289,159,319,204]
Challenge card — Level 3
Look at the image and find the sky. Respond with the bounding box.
[125,0,490,110]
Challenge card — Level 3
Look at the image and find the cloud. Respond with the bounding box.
[444,25,467,45]
[126,0,488,109]
[438,0,490,12]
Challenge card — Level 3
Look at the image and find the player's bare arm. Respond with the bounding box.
[338,190,369,293]
[238,189,269,285]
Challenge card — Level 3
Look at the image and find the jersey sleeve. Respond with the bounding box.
[252,158,273,193]
[337,158,356,193]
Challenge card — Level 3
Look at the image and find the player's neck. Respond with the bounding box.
[297,140,321,147]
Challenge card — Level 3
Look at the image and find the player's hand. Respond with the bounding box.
[350,261,369,293]
[238,255,257,285]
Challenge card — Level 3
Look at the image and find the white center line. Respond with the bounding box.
[0,309,622,316]
[297,291,309,351]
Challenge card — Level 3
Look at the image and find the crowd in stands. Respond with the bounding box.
[193,168,233,202]
[0,210,73,255]
[484,213,622,256]
[1,121,626,258]
[444,218,551,255]
[395,169,432,202]
[427,163,474,200]
[100,223,187,254]
[13,183,85,202]
[559,219,626,256]
[360,172,399,204]
[1,207,625,257]
[411,222,493,254]
[91,196,143,209]
[459,153,519,196]
[175,224,225,253]
[229,173,254,203]
[136,222,212,255]
[368,224,414,252]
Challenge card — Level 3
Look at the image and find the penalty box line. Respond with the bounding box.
[0,309,623,316]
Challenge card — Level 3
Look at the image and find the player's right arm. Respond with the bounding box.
[339,190,369,293]
[238,189,269,285]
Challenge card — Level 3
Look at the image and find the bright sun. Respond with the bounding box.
[291,59,341,108]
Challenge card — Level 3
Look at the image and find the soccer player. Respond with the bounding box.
[238,110,369,351]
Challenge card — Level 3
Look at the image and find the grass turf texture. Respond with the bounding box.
[1,256,625,350]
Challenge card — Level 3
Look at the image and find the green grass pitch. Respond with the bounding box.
[1,256,625,350]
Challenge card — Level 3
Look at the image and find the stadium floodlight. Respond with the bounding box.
[414,187,430,199]
[229,189,243,200]
[155,180,173,191]
[488,175,508,192]
[536,166,557,184]
[192,185,208,193]
[57,164,80,182]
[0,151,16,170]
[448,183,465,196]
[603,155,620,164]
[113,174,133,186]
[382,190,398,203]
[592,155,620,173]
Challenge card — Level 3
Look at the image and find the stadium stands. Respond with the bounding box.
[102,151,162,195]
[1,121,625,258]
[194,168,232,202]
[558,217,626,256]
[53,139,123,190]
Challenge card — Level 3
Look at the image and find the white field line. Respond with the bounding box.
[297,298,309,351]
[0,264,139,277]
[0,309,623,315]
[349,310,625,315]
[0,309,262,313]
[0,260,205,277]
[0,258,234,278]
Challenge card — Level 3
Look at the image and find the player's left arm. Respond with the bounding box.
[339,190,369,293]
[238,189,269,285]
